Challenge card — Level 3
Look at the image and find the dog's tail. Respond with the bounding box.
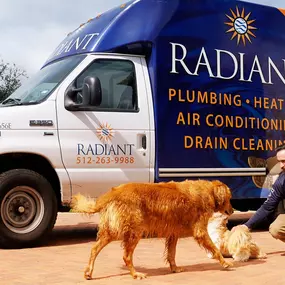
[71,193,100,214]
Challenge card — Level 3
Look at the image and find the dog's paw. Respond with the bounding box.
[133,272,147,279]
[84,268,92,280]
[233,255,248,262]
[84,273,92,280]
[171,266,184,273]
[232,252,250,262]
[258,252,267,259]
[222,260,233,268]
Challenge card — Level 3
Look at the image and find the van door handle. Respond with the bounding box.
[44,132,54,136]
[142,135,146,150]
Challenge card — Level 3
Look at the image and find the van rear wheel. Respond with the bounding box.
[0,169,58,248]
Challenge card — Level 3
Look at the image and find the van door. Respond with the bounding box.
[56,55,152,198]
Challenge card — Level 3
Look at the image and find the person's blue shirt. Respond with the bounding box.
[245,172,285,229]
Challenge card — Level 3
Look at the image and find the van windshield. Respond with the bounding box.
[0,55,86,106]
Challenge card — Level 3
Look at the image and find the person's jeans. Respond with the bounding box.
[269,200,285,241]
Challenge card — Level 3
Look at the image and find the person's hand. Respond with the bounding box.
[231,224,249,232]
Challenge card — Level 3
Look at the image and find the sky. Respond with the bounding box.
[0,0,283,77]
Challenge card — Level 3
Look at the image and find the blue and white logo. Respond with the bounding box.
[225,7,257,46]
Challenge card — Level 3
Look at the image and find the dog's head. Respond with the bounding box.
[211,181,233,216]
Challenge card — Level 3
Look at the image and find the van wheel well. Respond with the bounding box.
[0,153,62,210]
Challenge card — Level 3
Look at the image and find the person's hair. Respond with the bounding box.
[275,144,285,153]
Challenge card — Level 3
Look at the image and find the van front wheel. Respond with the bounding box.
[0,169,58,248]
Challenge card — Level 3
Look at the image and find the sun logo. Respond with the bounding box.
[225,7,257,46]
[96,123,114,143]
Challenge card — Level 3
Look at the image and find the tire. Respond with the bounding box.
[0,169,58,248]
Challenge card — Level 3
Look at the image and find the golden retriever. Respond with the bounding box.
[207,212,266,261]
[71,179,234,280]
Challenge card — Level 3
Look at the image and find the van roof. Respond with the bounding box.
[43,0,284,68]
[43,0,177,67]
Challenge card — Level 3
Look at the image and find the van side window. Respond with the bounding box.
[75,59,138,111]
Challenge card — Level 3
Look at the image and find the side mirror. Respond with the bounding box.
[64,76,102,111]
[82,76,102,107]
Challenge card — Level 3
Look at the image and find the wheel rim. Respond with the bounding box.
[1,186,45,234]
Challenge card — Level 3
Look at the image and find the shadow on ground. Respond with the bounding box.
[88,258,266,280]
[133,259,267,276]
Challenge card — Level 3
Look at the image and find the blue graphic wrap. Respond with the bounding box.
[43,0,285,199]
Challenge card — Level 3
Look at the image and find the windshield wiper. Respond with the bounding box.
[1,98,22,106]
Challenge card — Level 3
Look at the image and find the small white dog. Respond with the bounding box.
[207,212,267,262]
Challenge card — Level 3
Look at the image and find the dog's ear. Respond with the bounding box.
[213,185,225,209]
[212,181,232,211]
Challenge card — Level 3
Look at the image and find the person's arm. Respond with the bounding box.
[244,174,285,230]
